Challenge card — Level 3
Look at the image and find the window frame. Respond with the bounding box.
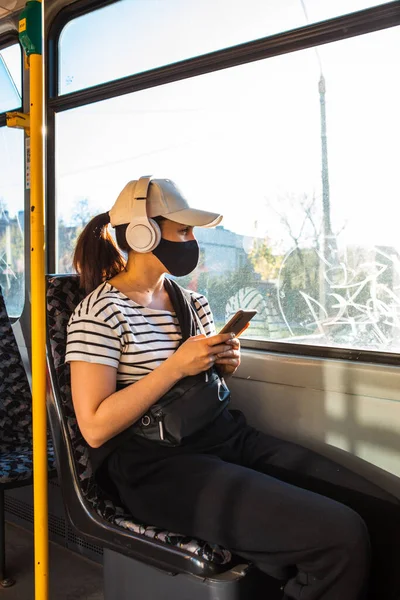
[46,0,400,365]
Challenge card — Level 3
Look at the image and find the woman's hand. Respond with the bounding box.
[214,337,241,377]
[169,333,235,378]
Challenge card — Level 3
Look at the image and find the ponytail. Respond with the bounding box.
[73,212,126,294]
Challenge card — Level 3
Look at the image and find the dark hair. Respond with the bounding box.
[73,213,166,294]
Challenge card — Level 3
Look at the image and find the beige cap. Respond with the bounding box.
[109,178,223,228]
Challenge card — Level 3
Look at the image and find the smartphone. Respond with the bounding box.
[219,310,257,337]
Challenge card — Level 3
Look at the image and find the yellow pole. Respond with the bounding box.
[31,47,49,600]
[19,0,49,597]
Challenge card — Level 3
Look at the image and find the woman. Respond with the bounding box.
[66,176,400,600]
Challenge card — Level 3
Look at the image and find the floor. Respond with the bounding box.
[2,522,283,600]
[1,522,103,599]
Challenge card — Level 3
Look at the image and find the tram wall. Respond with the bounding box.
[5,478,103,564]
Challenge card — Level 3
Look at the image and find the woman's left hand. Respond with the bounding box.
[214,337,241,377]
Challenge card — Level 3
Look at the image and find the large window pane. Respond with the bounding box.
[58,0,394,94]
[0,127,24,317]
[0,43,22,112]
[56,25,400,353]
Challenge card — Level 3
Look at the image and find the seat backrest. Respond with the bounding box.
[0,286,32,445]
[46,274,126,520]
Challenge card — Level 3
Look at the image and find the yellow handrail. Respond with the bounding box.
[31,53,48,600]
[19,1,48,598]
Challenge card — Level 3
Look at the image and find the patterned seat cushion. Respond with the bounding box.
[46,275,232,567]
[0,286,55,487]
[0,438,55,485]
[0,290,32,446]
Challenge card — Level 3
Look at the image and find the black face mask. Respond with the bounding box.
[152,238,199,277]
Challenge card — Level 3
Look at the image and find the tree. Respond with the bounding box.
[248,238,282,282]
[260,192,348,338]
[58,198,100,273]
[178,251,257,326]
[196,264,256,325]
[0,199,25,315]
[57,218,79,274]
[70,197,93,228]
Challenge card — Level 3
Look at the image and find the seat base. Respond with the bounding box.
[104,548,282,600]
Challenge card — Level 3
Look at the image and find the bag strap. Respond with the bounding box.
[181,288,207,336]
[163,278,197,342]
[164,279,214,382]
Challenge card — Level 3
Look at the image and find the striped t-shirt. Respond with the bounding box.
[65,281,216,386]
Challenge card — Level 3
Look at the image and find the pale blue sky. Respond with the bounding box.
[59,0,394,95]
[55,1,399,253]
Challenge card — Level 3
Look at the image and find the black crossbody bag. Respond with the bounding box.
[125,279,231,446]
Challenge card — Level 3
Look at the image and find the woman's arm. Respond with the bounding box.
[70,358,181,448]
[70,332,234,448]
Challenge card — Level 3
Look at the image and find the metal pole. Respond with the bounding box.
[19,2,48,598]
[299,0,335,312]
[319,73,337,319]
[319,74,334,263]
[0,489,5,581]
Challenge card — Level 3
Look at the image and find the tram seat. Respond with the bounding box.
[0,285,55,588]
[46,274,278,599]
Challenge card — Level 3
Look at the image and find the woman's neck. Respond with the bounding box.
[108,257,173,310]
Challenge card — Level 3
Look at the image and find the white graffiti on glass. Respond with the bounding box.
[277,247,400,348]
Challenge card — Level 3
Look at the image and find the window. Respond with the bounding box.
[0,43,22,112]
[58,0,395,94]
[55,24,400,353]
[0,43,24,318]
[0,128,25,317]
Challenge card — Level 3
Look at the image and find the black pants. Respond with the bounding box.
[106,410,400,600]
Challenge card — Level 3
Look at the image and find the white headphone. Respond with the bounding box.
[125,175,162,253]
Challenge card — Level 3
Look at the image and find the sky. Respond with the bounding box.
[1,0,399,255]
